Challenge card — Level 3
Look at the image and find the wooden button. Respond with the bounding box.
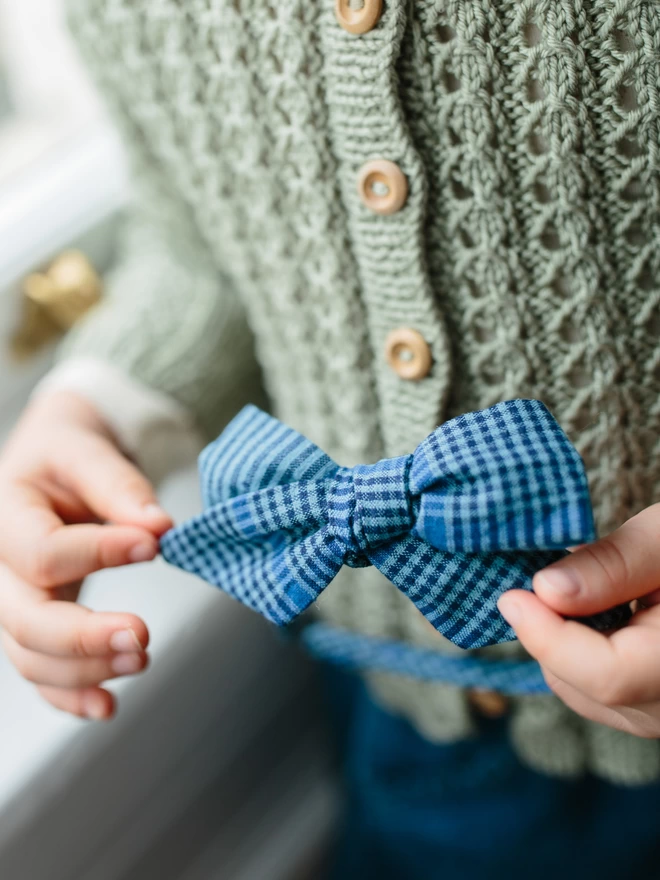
[385,328,432,381]
[467,688,509,719]
[357,159,408,215]
[335,0,383,34]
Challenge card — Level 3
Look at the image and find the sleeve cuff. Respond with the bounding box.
[32,357,204,483]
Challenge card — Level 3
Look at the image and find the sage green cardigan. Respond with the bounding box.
[63,0,660,784]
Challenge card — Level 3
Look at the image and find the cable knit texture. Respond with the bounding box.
[63,0,660,784]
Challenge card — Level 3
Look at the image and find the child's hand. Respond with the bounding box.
[0,391,172,720]
[498,504,660,738]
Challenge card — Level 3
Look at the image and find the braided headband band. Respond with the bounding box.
[160,399,629,653]
[297,622,550,694]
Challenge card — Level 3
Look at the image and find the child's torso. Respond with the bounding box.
[66,0,660,781]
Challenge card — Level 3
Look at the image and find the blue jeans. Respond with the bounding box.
[324,669,660,880]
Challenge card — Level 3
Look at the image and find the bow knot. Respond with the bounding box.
[161,400,629,650]
[327,457,415,565]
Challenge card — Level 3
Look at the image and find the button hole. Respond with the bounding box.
[621,178,644,201]
[534,181,552,203]
[637,261,655,292]
[612,27,635,53]
[371,180,390,197]
[437,24,456,43]
[444,71,461,93]
[451,179,473,200]
[617,136,644,158]
[625,223,645,247]
[552,274,571,297]
[540,223,561,251]
[568,365,590,388]
[523,21,542,47]
[619,83,638,112]
[527,74,546,103]
[529,128,549,155]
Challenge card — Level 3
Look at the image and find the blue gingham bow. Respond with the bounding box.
[161,400,625,650]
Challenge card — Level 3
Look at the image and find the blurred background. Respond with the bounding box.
[0,3,337,878]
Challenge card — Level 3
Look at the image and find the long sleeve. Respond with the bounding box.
[57,134,265,442]
[34,356,204,484]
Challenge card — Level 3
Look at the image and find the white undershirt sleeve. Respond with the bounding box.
[32,357,204,484]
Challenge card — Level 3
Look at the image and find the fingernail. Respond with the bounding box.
[112,653,144,675]
[109,628,143,652]
[642,588,660,607]
[129,542,156,563]
[498,597,522,627]
[84,695,107,721]
[143,503,167,519]
[537,566,580,597]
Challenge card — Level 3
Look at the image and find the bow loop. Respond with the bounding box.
[410,399,596,553]
[199,405,339,508]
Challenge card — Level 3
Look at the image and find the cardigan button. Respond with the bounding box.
[357,159,408,215]
[335,0,383,34]
[385,328,432,381]
[467,688,509,719]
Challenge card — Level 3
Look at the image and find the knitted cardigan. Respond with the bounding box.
[62,0,660,784]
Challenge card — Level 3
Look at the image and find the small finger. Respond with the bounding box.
[3,636,149,687]
[0,486,159,585]
[534,503,660,615]
[36,685,115,720]
[24,522,159,587]
[0,564,149,656]
[498,589,660,706]
[57,435,172,533]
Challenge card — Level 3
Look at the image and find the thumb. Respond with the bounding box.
[60,434,172,535]
[533,504,660,616]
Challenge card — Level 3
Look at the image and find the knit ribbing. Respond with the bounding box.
[63,0,660,784]
[318,0,453,456]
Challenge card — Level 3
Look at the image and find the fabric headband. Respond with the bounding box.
[160,399,628,650]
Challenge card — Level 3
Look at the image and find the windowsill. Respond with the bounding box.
[0,113,128,292]
[0,113,128,419]
[0,460,336,879]
[0,101,335,877]
[0,464,204,809]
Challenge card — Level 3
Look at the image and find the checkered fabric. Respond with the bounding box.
[160,400,627,650]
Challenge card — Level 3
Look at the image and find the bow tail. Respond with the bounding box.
[368,536,567,649]
[369,539,632,649]
[161,519,344,626]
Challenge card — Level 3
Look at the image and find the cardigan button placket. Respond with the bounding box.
[320,0,453,457]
